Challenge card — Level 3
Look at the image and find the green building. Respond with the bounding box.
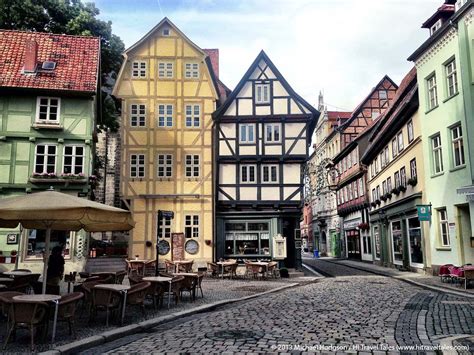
[0,30,100,272]
[408,0,474,273]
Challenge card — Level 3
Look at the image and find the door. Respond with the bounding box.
[346,229,361,260]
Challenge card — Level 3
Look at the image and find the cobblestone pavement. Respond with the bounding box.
[83,261,474,354]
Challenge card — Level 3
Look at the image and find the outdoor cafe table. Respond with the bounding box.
[3,271,31,277]
[128,260,148,275]
[249,261,269,277]
[0,277,13,283]
[13,294,61,343]
[216,261,237,278]
[143,276,173,309]
[171,260,193,273]
[94,284,130,325]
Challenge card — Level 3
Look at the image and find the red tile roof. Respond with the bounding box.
[327,111,352,120]
[0,30,100,93]
[203,49,219,77]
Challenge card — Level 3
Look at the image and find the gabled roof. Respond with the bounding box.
[421,3,455,28]
[362,68,418,163]
[340,75,398,131]
[0,30,100,94]
[125,17,206,57]
[213,50,319,121]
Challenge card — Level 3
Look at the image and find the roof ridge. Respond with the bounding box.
[0,29,100,40]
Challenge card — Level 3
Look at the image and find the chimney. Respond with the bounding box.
[24,40,38,73]
[203,49,219,78]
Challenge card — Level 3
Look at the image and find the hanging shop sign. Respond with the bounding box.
[416,204,432,221]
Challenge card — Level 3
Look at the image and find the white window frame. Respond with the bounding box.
[430,19,442,35]
[240,124,255,144]
[265,123,281,143]
[400,167,407,186]
[130,104,146,127]
[185,154,200,178]
[392,138,398,158]
[62,145,85,175]
[185,104,200,128]
[445,59,458,97]
[438,208,450,247]
[240,164,256,183]
[262,164,279,183]
[410,158,417,179]
[157,215,172,239]
[427,74,438,110]
[358,178,364,197]
[407,120,414,143]
[36,97,61,124]
[158,62,173,78]
[451,125,465,167]
[387,177,392,192]
[432,134,444,174]
[185,62,199,79]
[132,61,147,78]
[157,154,173,178]
[157,104,173,127]
[130,153,145,178]
[397,131,404,152]
[34,144,57,174]
[185,215,199,238]
[255,83,270,104]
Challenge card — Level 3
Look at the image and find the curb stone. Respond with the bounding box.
[40,282,299,355]
[311,258,474,299]
[438,334,473,355]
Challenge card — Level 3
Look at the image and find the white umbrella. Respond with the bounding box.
[0,189,134,293]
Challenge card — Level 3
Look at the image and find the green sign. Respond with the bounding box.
[417,205,431,221]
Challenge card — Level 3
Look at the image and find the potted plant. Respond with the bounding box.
[371,202,377,207]
[392,187,400,196]
[375,199,381,206]
[205,239,212,246]
[385,192,392,199]
[407,177,417,186]
[399,185,407,192]
[380,195,387,202]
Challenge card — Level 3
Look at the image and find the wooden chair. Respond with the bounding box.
[3,300,48,351]
[165,260,175,274]
[126,282,151,317]
[178,261,194,273]
[90,287,122,327]
[56,292,84,337]
[115,270,127,284]
[0,291,24,332]
[267,261,280,278]
[207,262,219,277]
[168,276,184,305]
[178,275,197,301]
[128,274,143,285]
[195,273,204,298]
[144,260,157,276]
[462,269,474,289]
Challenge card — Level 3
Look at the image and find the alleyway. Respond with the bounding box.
[81,261,473,354]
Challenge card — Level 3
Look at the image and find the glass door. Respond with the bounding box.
[407,217,423,268]
[391,221,403,265]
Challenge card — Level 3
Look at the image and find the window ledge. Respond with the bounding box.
[436,247,451,251]
[425,105,439,114]
[32,123,63,130]
[29,177,87,184]
[449,165,466,173]
[430,172,445,178]
[443,92,459,103]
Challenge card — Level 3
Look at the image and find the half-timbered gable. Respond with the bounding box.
[340,76,397,149]
[213,50,319,265]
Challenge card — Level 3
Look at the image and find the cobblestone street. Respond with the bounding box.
[82,260,473,354]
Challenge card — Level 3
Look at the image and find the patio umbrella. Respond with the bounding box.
[0,189,134,293]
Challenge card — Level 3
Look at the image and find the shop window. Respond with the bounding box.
[224,221,270,256]
[408,217,423,266]
[374,226,380,260]
[26,229,71,260]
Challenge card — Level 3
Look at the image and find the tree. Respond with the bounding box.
[0,0,125,131]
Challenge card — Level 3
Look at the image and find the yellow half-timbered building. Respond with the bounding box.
[113,18,222,265]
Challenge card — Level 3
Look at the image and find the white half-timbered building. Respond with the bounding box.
[213,51,319,266]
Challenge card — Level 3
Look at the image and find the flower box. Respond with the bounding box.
[407,177,418,186]
[399,185,407,192]
[385,192,392,199]
[392,188,400,196]
[380,195,387,202]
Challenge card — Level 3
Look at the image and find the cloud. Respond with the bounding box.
[97,0,440,110]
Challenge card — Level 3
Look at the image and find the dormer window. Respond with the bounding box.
[430,19,442,35]
[162,28,170,36]
[456,0,467,11]
[41,61,56,70]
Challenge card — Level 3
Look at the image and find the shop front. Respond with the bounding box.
[343,215,362,260]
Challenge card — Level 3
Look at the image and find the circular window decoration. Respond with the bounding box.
[185,240,199,255]
[158,240,170,255]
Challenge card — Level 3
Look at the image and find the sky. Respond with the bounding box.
[94,0,441,112]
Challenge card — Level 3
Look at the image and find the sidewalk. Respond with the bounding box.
[319,257,474,298]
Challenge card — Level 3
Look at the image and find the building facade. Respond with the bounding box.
[0,30,100,272]
[214,51,319,267]
[408,0,474,273]
[113,18,222,266]
[309,96,351,257]
[362,68,430,272]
